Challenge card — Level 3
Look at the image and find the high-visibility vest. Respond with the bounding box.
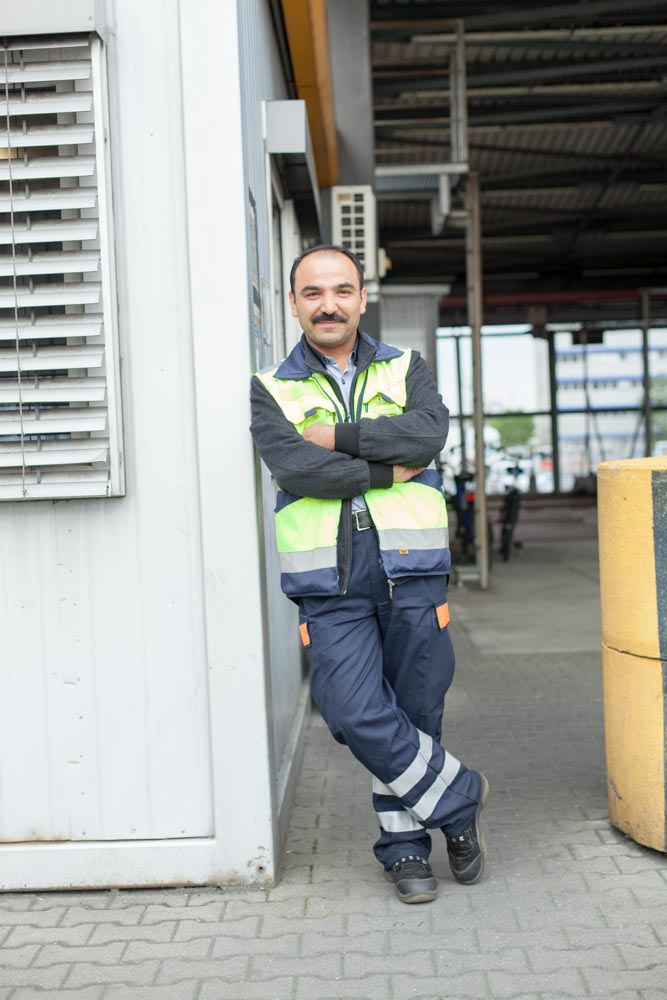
[257,347,450,598]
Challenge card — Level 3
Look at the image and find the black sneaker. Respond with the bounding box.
[385,855,438,904]
[446,773,489,885]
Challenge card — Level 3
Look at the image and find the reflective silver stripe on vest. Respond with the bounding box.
[376,810,425,833]
[408,751,461,823]
[375,527,449,551]
[278,546,338,575]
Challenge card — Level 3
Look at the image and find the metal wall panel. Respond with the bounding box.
[0,0,214,845]
[0,0,106,38]
[237,0,307,793]
[380,294,439,376]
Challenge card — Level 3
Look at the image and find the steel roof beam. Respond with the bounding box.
[376,134,667,169]
[472,140,667,166]
[465,83,664,98]
[464,202,667,221]
[374,104,652,122]
[378,92,662,108]
[373,56,667,95]
[371,1,498,20]
[395,38,667,55]
[373,40,667,70]
[467,55,667,86]
[377,120,659,137]
[380,85,663,103]
[478,263,667,280]
[382,226,667,248]
[458,0,667,30]
[375,168,667,192]
[479,216,667,237]
[374,66,451,79]
[412,27,667,43]
[374,102,658,127]
[483,168,667,190]
[369,1,667,32]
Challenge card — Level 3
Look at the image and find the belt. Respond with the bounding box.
[352,508,373,531]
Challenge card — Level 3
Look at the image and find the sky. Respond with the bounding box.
[436,326,546,416]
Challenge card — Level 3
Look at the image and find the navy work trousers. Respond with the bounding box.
[298,525,481,869]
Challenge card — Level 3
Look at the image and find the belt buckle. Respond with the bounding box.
[353,509,371,531]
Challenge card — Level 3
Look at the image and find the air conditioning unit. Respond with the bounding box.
[331,185,378,283]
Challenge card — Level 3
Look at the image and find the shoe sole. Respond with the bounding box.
[384,870,438,904]
[399,891,438,904]
[451,773,489,885]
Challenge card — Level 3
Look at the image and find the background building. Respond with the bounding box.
[556,329,667,486]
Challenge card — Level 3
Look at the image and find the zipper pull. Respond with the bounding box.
[387,579,395,601]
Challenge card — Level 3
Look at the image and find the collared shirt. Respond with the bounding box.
[318,344,357,418]
[314,343,366,514]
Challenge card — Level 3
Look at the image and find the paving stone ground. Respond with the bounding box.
[2,526,667,999]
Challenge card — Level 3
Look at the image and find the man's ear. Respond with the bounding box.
[360,288,368,315]
[289,291,298,318]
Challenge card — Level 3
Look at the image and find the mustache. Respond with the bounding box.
[313,312,347,324]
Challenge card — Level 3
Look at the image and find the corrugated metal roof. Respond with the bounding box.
[370,1,667,314]
[375,174,440,192]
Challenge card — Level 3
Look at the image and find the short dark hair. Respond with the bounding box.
[289,244,365,294]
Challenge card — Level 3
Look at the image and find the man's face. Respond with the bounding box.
[289,251,367,355]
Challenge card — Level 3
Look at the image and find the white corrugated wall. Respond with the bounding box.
[380,294,440,377]
[236,0,308,837]
[0,0,282,888]
[0,0,213,850]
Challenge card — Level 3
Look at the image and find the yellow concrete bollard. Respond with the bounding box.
[598,457,667,852]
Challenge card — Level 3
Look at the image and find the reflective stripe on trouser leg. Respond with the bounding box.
[301,528,480,858]
[372,569,458,860]
[372,731,461,831]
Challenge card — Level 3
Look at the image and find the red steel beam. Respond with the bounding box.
[441,288,667,309]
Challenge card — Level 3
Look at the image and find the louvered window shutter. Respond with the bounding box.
[0,35,123,500]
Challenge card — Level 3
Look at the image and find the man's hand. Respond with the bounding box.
[393,465,425,483]
[302,423,336,451]
[301,426,424,480]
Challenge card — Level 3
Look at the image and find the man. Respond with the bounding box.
[250,244,488,904]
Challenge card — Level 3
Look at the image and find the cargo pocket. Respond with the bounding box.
[299,621,311,648]
[435,602,450,631]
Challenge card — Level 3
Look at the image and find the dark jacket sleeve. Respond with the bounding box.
[334,352,449,467]
[250,376,394,499]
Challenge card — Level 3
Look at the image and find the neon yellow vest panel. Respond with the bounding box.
[257,347,450,598]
